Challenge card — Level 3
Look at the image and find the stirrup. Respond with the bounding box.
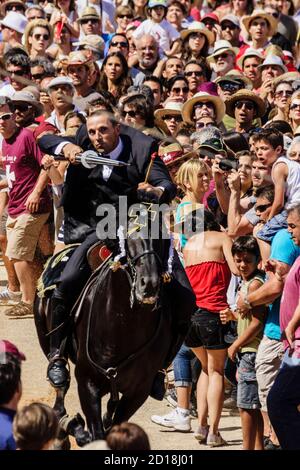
[47,356,70,389]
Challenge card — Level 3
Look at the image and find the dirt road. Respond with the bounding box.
[0,262,242,450]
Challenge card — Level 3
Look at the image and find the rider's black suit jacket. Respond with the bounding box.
[39,124,176,244]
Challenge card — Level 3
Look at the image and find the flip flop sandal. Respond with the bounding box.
[5,301,33,317]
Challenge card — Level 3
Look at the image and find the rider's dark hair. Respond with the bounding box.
[87,109,118,126]
[0,354,21,405]
[232,235,261,260]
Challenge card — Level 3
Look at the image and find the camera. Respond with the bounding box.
[219,159,239,171]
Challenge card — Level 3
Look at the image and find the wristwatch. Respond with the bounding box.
[243,294,252,309]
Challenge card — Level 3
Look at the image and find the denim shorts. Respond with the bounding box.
[237,352,261,410]
[256,210,288,243]
[185,308,230,350]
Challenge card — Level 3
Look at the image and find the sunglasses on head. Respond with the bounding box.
[162,114,182,122]
[118,14,133,19]
[255,203,271,212]
[185,70,203,77]
[33,33,50,40]
[111,41,128,48]
[235,100,255,110]
[81,18,99,24]
[0,112,13,121]
[172,86,189,94]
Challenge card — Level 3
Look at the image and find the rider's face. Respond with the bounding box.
[87,114,120,154]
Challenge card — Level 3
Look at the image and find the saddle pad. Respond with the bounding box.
[37,244,80,298]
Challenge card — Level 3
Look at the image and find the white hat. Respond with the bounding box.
[207,40,239,63]
[220,14,240,28]
[237,48,264,70]
[47,76,75,92]
[258,55,288,73]
[0,11,28,34]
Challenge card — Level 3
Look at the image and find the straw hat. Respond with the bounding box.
[237,48,264,70]
[242,9,278,37]
[273,71,300,87]
[182,91,226,124]
[180,21,214,45]
[154,102,183,134]
[73,34,105,54]
[1,0,25,17]
[207,40,239,64]
[158,141,198,167]
[225,89,266,118]
[77,6,100,23]
[214,71,253,90]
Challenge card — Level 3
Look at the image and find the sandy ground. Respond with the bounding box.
[0,261,243,451]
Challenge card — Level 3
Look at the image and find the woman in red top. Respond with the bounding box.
[183,210,238,447]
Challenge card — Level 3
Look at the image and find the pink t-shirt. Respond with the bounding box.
[280,255,300,358]
[2,128,51,216]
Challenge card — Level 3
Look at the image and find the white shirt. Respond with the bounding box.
[102,137,123,181]
[272,156,300,207]
[132,19,180,53]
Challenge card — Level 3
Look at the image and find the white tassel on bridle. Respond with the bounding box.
[110,225,126,271]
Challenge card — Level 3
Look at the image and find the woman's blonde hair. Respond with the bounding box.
[175,158,210,194]
[24,19,53,54]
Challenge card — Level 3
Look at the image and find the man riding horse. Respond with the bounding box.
[38,109,196,394]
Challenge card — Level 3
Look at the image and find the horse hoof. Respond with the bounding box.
[103,412,112,432]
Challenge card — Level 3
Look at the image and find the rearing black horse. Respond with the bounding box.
[34,212,174,443]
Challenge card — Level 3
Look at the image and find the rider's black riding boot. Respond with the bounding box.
[47,292,70,389]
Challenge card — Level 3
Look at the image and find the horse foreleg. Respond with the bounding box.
[53,384,69,419]
[112,392,149,425]
[77,376,105,441]
[103,398,119,432]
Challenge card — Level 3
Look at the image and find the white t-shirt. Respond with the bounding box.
[133,19,179,52]
[272,156,300,207]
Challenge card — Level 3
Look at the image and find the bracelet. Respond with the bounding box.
[243,294,252,309]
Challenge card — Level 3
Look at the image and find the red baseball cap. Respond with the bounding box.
[0,340,26,361]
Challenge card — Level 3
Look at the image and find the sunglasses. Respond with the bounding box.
[235,101,255,110]
[189,32,205,40]
[172,86,189,94]
[185,70,203,77]
[219,82,240,92]
[7,69,23,76]
[221,23,237,30]
[162,115,182,122]
[194,101,214,109]
[6,4,24,10]
[255,203,271,212]
[32,72,46,80]
[196,121,215,129]
[118,14,133,19]
[216,53,230,60]
[0,113,13,121]
[123,110,140,118]
[275,89,293,97]
[33,33,50,40]
[14,103,32,112]
[111,41,128,47]
[81,19,99,24]
[290,103,300,110]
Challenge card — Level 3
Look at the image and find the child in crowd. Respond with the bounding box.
[13,402,59,450]
[220,236,266,450]
[132,0,180,57]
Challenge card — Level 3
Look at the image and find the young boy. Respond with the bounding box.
[252,129,300,262]
[220,236,266,450]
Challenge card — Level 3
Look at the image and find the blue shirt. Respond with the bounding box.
[264,229,300,340]
[0,407,16,450]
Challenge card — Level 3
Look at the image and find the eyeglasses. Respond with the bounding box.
[7,69,23,76]
[235,101,255,110]
[14,103,32,112]
[219,82,240,92]
[275,89,293,97]
[162,115,182,122]
[255,203,272,212]
[118,14,133,19]
[171,86,189,94]
[32,72,46,80]
[81,19,99,24]
[0,113,13,121]
[221,23,237,31]
[290,103,300,110]
[33,33,50,40]
[196,121,215,129]
[185,70,203,77]
[194,101,214,110]
[111,41,128,48]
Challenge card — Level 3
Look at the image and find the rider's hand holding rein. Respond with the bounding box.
[137,182,164,203]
